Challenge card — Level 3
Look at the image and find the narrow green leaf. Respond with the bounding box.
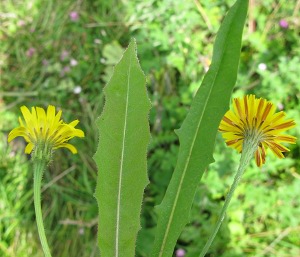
[151,1,249,256]
[93,39,151,257]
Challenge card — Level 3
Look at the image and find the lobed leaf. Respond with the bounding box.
[93,39,151,257]
[151,0,249,256]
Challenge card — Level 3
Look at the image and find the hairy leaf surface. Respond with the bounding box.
[151,1,249,256]
[94,39,151,257]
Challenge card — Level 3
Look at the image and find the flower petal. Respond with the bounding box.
[55,143,78,153]
[8,127,29,142]
[25,143,34,154]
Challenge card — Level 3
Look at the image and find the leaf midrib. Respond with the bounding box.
[116,53,132,257]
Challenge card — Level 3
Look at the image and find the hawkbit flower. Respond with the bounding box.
[8,105,84,156]
[219,95,296,167]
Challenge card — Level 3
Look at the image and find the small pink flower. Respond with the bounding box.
[277,102,284,110]
[60,66,71,77]
[60,50,69,61]
[176,249,186,257]
[42,59,49,66]
[17,20,26,27]
[70,11,79,21]
[78,228,84,235]
[279,19,288,29]
[63,66,71,72]
[26,47,36,57]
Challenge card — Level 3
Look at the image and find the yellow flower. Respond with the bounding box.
[219,95,296,167]
[8,105,84,158]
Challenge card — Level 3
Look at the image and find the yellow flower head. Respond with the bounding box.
[8,105,84,159]
[219,95,296,167]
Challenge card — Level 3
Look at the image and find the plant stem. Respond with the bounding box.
[199,138,258,257]
[34,159,52,257]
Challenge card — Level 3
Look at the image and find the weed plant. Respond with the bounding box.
[1,0,299,256]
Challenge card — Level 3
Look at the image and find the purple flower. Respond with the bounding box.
[60,66,71,77]
[176,249,186,257]
[26,47,36,57]
[60,50,69,61]
[279,19,288,29]
[17,20,26,27]
[42,59,49,66]
[63,66,71,72]
[70,11,79,21]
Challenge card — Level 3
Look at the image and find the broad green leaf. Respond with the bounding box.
[151,0,249,256]
[93,39,151,257]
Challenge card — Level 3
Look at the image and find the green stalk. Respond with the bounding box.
[33,159,52,257]
[199,137,259,257]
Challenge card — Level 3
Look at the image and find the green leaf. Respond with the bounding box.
[93,39,151,257]
[151,1,249,256]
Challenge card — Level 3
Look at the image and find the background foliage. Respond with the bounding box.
[1,0,299,256]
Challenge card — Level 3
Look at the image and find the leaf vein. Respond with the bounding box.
[116,51,132,257]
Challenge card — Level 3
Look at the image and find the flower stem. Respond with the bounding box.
[199,138,258,257]
[33,159,52,257]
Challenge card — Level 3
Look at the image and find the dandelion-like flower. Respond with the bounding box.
[7,105,84,256]
[8,105,84,160]
[219,95,296,167]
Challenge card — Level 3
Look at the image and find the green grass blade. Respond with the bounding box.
[93,39,151,257]
[151,0,249,256]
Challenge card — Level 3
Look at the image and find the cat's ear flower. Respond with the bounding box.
[8,105,84,162]
[219,95,296,167]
